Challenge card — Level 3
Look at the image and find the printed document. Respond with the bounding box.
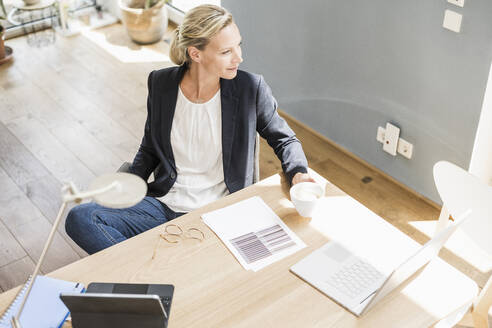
[202,196,306,271]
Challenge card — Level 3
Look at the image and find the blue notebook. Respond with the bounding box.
[0,275,85,328]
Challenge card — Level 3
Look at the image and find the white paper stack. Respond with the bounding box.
[202,196,306,271]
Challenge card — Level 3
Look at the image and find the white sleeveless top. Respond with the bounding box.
[158,87,229,213]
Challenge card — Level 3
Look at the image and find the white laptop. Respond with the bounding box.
[290,210,471,316]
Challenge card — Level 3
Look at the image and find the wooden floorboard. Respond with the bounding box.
[0,23,485,296]
[5,39,142,160]
[8,216,81,274]
[0,122,51,188]
[11,57,140,162]
[0,164,43,228]
[0,62,123,177]
[0,218,26,269]
[6,116,96,190]
[60,36,150,109]
[0,257,36,291]
[22,176,88,258]
[0,164,81,272]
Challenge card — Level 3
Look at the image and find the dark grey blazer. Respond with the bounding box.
[129,65,308,197]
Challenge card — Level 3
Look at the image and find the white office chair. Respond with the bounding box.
[119,133,261,183]
[433,160,492,328]
[253,133,260,183]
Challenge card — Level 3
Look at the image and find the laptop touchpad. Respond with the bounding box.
[323,243,351,262]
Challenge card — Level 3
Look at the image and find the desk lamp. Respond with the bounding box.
[11,172,147,328]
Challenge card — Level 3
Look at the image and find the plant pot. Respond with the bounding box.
[0,25,13,65]
[23,0,41,6]
[0,25,6,60]
[119,0,168,45]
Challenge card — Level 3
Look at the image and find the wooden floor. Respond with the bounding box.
[0,23,484,293]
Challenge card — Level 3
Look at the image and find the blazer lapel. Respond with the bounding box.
[159,65,187,170]
[220,78,239,177]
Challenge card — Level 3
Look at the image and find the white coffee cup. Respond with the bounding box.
[289,182,324,217]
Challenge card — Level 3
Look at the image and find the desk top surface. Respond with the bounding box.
[0,171,478,328]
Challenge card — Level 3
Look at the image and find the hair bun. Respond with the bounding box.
[169,4,233,66]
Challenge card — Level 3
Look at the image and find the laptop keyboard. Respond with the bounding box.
[326,258,384,300]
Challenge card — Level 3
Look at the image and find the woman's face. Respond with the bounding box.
[190,22,243,80]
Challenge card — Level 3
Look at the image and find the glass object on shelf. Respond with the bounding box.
[8,0,57,47]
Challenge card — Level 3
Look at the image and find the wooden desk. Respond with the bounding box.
[0,172,478,327]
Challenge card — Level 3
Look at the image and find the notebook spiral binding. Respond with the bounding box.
[0,276,32,327]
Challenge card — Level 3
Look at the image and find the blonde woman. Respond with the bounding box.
[66,4,314,254]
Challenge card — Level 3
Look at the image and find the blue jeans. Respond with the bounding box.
[65,196,185,255]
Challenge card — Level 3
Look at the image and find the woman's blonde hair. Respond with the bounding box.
[169,4,233,66]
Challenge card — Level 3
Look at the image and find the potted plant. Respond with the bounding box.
[119,0,168,44]
[0,0,13,65]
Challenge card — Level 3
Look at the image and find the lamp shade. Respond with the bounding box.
[89,172,147,209]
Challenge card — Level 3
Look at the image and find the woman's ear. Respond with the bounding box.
[187,46,201,63]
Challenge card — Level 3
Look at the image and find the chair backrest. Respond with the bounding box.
[119,133,261,183]
[253,133,260,184]
[434,161,492,254]
[433,161,492,328]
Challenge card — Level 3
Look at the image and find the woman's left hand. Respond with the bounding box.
[292,172,316,185]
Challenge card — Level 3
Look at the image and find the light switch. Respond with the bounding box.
[447,0,464,8]
[383,123,400,156]
[443,10,462,33]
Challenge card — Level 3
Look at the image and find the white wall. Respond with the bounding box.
[470,61,492,185]
[223,0,492,203]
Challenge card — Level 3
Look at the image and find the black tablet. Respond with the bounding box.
[60,292,170,328]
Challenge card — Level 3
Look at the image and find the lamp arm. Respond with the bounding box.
[12,201,68,328]
[11,175,144,328]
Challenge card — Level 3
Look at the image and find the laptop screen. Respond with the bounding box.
[362,209,471,315]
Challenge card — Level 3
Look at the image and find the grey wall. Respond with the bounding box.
[222,0,492,203]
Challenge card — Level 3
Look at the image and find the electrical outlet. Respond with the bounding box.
[447,0,464,7]
[397,138,413,159]
[376,126,386,143]
[382,123,400,156]
[377,125,413,159]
